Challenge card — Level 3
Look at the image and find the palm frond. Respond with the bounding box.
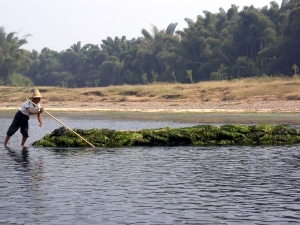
[141,29,153,40]
[184,18,195,26]
[165,23,178,35]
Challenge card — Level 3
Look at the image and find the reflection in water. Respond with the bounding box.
[1,113,300,224]
[7,147,29,164]
[1,146,298,225]
[4,147,47,221]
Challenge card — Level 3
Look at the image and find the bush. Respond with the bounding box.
[8,73,34,87]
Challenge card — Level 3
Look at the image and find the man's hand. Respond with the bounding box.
[39,108,44,113]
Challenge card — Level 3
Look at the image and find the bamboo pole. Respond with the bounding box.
[26,98,95,148]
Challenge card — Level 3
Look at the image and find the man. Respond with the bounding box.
[4,89,44,148]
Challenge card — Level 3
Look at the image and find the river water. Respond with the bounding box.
[0,111,300,225]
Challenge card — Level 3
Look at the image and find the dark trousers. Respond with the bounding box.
[6,111,29,138]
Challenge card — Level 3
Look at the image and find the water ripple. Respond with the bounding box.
[1,112,300,224]
[0,145,299,225]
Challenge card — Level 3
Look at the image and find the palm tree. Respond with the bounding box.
[137,23,181,82]
[0,27,29,84]
[70,41,81,53]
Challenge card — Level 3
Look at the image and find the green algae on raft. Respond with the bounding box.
[31,124,300,147]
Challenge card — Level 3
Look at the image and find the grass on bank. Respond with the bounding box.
[1,76,300,104]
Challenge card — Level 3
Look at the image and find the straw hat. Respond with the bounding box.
[31,89,42,98]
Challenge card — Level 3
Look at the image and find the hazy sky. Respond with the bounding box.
[0,0,281,52]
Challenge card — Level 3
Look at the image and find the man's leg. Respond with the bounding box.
[5,111,24,147]
[4,135,10,148]
[20,121,29,147]
[21,137,27,147]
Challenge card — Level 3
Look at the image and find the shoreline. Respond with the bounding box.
[1,100,300,113]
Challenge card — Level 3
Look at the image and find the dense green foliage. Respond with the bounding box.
[1,0,300,87]
[0,27,33,86]
[32,124,300,147]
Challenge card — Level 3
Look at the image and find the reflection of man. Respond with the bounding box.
[6,147,46,219]
[7,148,29,164]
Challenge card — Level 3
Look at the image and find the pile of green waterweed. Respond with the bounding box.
[31,124,300,147]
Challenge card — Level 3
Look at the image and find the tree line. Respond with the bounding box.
[1,0,299,87]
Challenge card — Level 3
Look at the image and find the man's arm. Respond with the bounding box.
[26,107,43,115]
[26,107,44,127]
[37,113,43,127]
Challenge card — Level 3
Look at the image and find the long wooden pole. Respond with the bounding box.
[26,98,95,148]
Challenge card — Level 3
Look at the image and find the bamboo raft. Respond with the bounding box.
[32,124,300,147]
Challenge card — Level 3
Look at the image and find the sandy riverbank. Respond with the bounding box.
[1,100,300,113]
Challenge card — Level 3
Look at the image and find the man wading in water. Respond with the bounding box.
[4,89,44,148]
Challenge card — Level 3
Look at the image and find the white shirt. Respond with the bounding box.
[20,100,41,116]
